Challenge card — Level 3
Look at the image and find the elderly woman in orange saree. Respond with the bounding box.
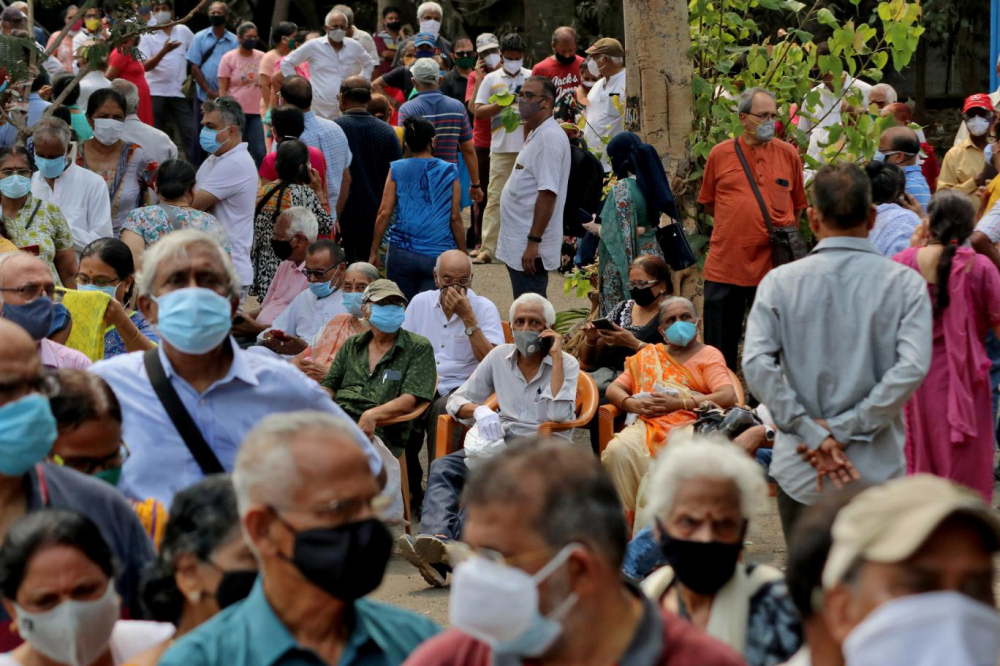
[603,296,737,531]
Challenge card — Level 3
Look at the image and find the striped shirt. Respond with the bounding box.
[301,111,353,217]
[397,90,472,165]
[870,203,921,257]
[902,164,932,210]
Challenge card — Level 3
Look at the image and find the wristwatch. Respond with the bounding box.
[527,234,543,243]
[763,425,776,442]
[465,324,480,337]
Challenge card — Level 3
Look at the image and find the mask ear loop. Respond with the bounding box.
[531,543,583,621]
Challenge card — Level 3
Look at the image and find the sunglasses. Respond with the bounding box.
[454,50,477,58]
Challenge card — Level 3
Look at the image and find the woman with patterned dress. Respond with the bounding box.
[250,139,332,298]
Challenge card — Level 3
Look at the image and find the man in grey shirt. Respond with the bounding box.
[743,163,932,541]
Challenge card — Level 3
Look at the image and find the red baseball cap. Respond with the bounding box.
[963,93,994,114]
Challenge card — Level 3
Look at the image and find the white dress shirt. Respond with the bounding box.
[31,163,112,252]
[352,28,379,63]
[474,67,531,154]
[257,287,347,346]
[123,114,178,165]
[403,288,505,393]
[798,75,871,166]
[139,23,195,98]
[78,70,112,111]
[583,68,626,171]
[195,143,258,286]
[497,116,571,273]
[280,37,376,119]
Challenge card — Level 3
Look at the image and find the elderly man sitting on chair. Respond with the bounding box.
[398,292,580,587]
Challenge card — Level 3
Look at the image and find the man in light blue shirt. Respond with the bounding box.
[91,229,382,507]
[0,76,50,148]
[186,1,238,165]
[876,126,931,210]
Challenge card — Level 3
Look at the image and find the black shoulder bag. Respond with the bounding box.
[143,349,225,475]
[734,140,809,267]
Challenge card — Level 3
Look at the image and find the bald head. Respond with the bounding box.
[279,75,313,111]
[0,252,53,300]
[339,76,371,110]
[0,318,41,406]
[878,125,920,166]
[434,249,473,290]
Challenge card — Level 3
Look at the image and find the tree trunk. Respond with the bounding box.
[622,0,702,311]
[914,38,926,122]
[270,0,290,29]
[524,0,574,64]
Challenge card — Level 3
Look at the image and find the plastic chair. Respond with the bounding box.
[502,321,514,344]
[435,371,599,460]
[380,402,431,536]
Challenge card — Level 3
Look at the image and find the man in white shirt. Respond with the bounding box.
[276,9,376,119]
[583,38,626,172]
[139,0,195,149]
[333,4,379,63]
[798,45,871,169]
[497,76,570,299]
[112,79,177,165]
[30,118,112,253]
[192,97,258,296]
[473,32,531,264]
[76,45,112,110]
[72,5,106,59]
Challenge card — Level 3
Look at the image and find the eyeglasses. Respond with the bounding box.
[454,50,477,58]
[439,277,472,288]
[55,443,130,476]
[299,264,339,280]
[0,282,59,302]
[0,168,31,178]
[270,495,391,523]
[518,91,550,102]
[0,371,59,404]
[446,541,560,568]
[746,112,778,121]
[625,279,659,291]
[75,274,121,288]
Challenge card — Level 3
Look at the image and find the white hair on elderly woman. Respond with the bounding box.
[509,293,556,327]
[135,228,241,299]
[647,433,768,521]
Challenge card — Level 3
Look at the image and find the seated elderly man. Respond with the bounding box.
[398,293,579,587]
[603,296,736,531]
[321,279,436,455]
[233,206,317,335]
[641,434,802,666]
[406,439,743,665]
[160,411,440,666]
[91,229,382,507]
[401,249,505,504]
[252,239,348,357]
[0,252,91,370]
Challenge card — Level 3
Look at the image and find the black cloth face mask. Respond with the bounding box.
[270,239,294,261]
[657,520,743,595]
[631,285,659,307]
[555,52,577,65]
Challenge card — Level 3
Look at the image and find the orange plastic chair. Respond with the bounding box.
[502,321,514,344]
[435,371,599,459]
[380,401,432,535]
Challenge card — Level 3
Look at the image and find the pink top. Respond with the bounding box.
[256,260,308,326]
[218,49,266,115]
[259,146,328,193]
[39,339,92,370]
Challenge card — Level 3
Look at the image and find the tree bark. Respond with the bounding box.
[524,0,574,64]
[270,0,291,29]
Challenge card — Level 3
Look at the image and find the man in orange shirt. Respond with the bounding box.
[698,87,808,370]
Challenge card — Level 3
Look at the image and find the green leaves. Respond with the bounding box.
[499,106,521,133]
[489,90,515,107]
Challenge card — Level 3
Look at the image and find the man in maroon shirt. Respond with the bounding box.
[403,440,745,666]
[531,27,584,99]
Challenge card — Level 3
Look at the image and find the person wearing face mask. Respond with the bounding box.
[321,279,436,449]
[130,476,258,666]
[258,22,305,134]
[77,238,159,357]
[105,33,154,126]
[90,229,383,507]
[406,440,743,665]
[0,320,155,651]
[440,37,476,110]
[275,9,376,120]
[31,119,112,255]
[398,293,578,587]
[472,32,530,265]
[374,5,405,77]
[372,38,423,114]
[699,87,807,372]
[575,57,599,107]
[390,1,453,68]
[121,160,231,271]
[72,6,108,61]
[532,27,584,98]
[160,411,440,666]
[872,125,930,210]
[77,88,157,238]
[464,33,501,253]
[332,4,379,64]
[602,296,737,531]
[217,23,266,167]
[0,510,174,665]
[938,94,994,217]
[863,161,921,257]
[291,261,377,382]
[138,1,195,148]
[186,2,238,167]
[818,475,1000,666]
[254,240,348,358]
[45,6,79,74]
[582,38,626,171]
[641,436,802,666]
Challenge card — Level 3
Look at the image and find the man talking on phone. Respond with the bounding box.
[397,292,580,587]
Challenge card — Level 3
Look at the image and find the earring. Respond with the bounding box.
[188,590,203,604]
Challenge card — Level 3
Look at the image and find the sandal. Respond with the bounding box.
[472,252,492,264]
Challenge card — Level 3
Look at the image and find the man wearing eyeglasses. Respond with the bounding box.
[253,240,349,358]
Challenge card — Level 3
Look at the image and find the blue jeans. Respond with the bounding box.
[419,450,468,539]
[621,524,667,581]
[386,245,438,302]
[506,265,549,299]
[575,231,599,267]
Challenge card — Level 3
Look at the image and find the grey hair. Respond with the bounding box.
[280,206,318,241]
[345,261,379,282]
[417,1,443,17]
[647,432,768,521]
[111,79,140,115]
[509,293,556,327]
[32,117,71,151]
[658,296,696,322]
[234,410,362,516]
[136,228,240,299]
[738,87,776,114]
[332,4,354,26]
[870,83,897,105]
[202,96,245,135]
[0,251,40,298]
[605,55,623,66]
[434,252,473,275]
[324,8,347,25]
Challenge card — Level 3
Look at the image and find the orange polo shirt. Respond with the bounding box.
[698,136,808,286]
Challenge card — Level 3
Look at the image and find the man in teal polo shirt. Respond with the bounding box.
[159,411,439,666]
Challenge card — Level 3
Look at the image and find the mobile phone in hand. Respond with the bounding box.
[591,318,615,331]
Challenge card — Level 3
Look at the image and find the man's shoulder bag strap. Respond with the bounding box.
[734,139,775,238]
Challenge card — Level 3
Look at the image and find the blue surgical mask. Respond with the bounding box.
[342,292,364,316]
[35,155,67,179]
[0,393,57,476]
[755,119,776,142]
[369,304,406,333]
[872,150,886,162]
[152,287,233,355]
[199,126,225,154]
[308,280,334,299]
[2,297,55,341]
[0,174,31,199]
[664,320,697,347]
[79,283,119,299]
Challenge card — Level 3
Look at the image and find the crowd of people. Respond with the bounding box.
[0,0,998,664]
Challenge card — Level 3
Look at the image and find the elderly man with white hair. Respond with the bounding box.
[159,411,440,666]
[30,117,112,254]
[398,291,579,587]
[640,435,802,666]
[867,82,897,112]
[391,1,453,67]
[90,229,382,508]
[276,8,376,119]
[113,78,178,165]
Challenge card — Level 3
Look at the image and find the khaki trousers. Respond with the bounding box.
[479,152,518,258]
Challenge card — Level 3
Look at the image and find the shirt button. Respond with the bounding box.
[199,399,206,406]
